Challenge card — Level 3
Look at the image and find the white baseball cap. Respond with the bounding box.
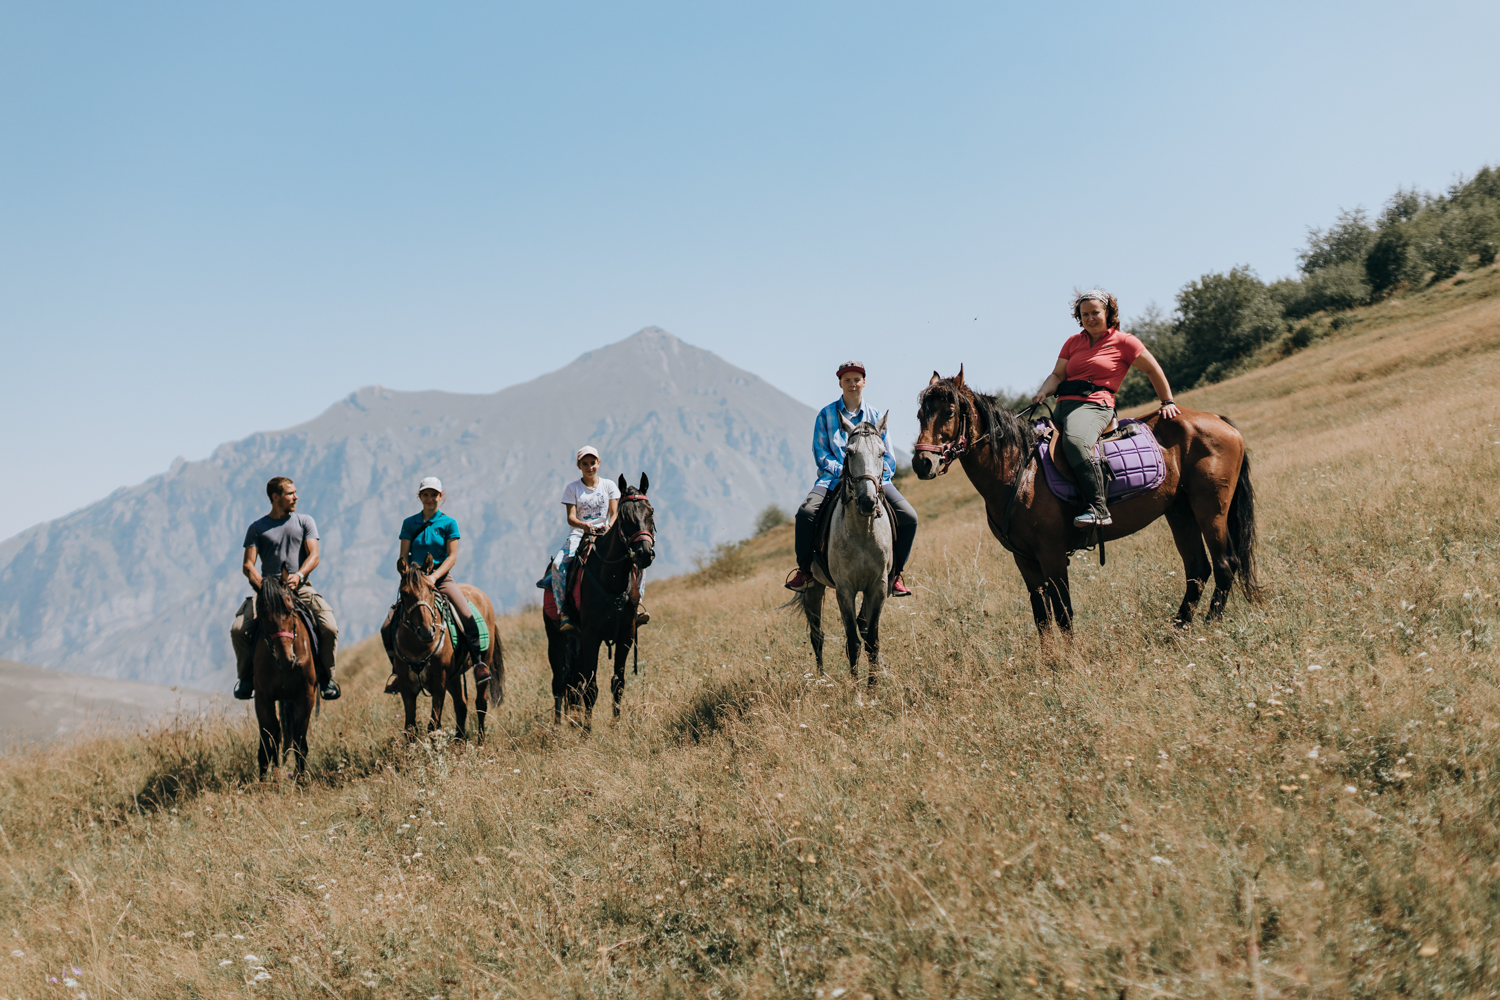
[575,446,600,462]
[418,476,443,493]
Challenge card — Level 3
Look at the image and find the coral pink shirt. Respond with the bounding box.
[1057,328,1145,406]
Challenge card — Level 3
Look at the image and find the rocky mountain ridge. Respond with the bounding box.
[0,328,817,686]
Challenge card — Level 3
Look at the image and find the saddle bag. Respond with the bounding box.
[1055,378,1109,399]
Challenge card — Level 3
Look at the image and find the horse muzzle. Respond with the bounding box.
[911,452,937,479]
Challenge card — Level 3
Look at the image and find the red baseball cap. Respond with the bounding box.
[835,361,867,378]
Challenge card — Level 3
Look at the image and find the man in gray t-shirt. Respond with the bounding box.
[229,476,341,701]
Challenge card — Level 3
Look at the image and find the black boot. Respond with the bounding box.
[233,677,253,700]
[1072,459,1112,527]
[317,662,341,701]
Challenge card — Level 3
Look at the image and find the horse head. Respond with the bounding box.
[839,411,888,517]
[258,568,302,669]
[615,473,656,570]
[396,554,440,642]
[913,366,973,479]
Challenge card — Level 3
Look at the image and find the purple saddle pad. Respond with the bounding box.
[1037,418,1166,507]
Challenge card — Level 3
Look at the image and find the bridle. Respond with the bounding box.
[597,494,655,564]
[839,425,889,516]
[392,583,448,672]
[913,385,975,475]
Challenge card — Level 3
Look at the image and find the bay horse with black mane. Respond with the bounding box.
[389,555,503,741]
[547,474,655,728]
[253,570,319,779]
[912,367,1259,635]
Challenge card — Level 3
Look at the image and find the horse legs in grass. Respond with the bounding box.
[835,587,865,682]
[857,589,884,689]
[800,583,827,673]
[449,671,470,741]
[401,687,421,741]
[255,698,280,779]
[1165,501,1213,625]
[287,699,310,780]
[611,630,630,719]
[1187,491,1236,621]
[1014,552,1073,637]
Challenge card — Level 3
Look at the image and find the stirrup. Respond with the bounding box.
[1073,511,1113,527]
[233,679,253,700]
[383,673,400,695]
[559,616,576,632]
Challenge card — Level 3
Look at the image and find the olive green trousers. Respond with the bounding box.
[1053,399,1115,515]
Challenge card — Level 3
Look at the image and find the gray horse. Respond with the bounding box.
[795,412,895,689]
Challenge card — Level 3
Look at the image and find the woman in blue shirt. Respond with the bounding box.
[784,361,918,596]
[381,476,485,692]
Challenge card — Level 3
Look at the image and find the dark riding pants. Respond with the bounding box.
[794,482,918,577]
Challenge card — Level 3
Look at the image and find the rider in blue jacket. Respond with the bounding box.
[784,360,918,596]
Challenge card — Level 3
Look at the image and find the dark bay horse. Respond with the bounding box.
[549,474,655,728]
[912,367,1260,635]
[389,555,503,741]
[253,571,318,779]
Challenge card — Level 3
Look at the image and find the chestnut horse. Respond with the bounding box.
[253,570,318,779]
[549,474,655,728]
[912,367,1259,634]
[389,555,503,741]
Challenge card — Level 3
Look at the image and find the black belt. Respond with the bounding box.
[1055,378,1111,399]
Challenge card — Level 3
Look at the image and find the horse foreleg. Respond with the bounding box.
[292,698,311,781]
[450,672,469,741]
[611,630,628,720]
[429,670,449,735]
[802,583,827,673]
[254,697,279,779]
[1013,553,1053,637]
[1164,502,1212,626]
[581,639,601,732]
[835,587,862,681]
[401,686,420,742]
[861,588,885,689]
[474,669,488,743]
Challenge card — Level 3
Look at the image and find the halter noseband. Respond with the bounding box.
[599,494,655,559]
[914,384,974,475]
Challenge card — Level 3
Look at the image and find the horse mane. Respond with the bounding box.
[967,388,1038,457]
[258,574,294,627]
[400,561,433,597]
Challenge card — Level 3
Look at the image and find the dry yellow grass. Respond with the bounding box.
[2,267,1499,999]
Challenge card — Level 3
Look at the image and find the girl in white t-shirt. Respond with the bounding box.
[551,446,620,631]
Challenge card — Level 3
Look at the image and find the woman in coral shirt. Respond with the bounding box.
[1031,289,1181,527]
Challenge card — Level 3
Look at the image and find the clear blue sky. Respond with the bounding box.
[3,1,1496,541]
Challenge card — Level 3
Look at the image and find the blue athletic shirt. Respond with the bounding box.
[400,510,461,568]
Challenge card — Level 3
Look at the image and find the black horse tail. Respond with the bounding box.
[1225,442,1262,604]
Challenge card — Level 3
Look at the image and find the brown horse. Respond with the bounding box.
[253,570,318,779]
[389,555,503,741]
[912,368,1259,634]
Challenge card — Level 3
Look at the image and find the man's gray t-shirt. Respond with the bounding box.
[244,513,318,581]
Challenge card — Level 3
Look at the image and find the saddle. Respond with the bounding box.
[537,535,594,622]
[1037,417,1166,507]
[435,593,490,653]
[811,474,897,583]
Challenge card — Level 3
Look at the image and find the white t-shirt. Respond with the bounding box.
[561,477,620,529]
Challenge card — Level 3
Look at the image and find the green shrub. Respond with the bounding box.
[754,505,788,535]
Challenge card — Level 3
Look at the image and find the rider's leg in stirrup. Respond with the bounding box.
[552,532,582,631]
[381,603,402,695]
[785,487,827,591]
[297,584,341,700]
[230,595,256,700]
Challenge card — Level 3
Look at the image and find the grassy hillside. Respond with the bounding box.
[2,266,1498,999]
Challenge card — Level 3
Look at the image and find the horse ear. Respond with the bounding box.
[929,371,942,386]
[397,557,408,576]
[878,410,889,433]
[280,567,289,582]
[954,364,966,388]
[638,472,649,494]
[422,554,434,572]
[839,411,856,434]
[617,473,628,494]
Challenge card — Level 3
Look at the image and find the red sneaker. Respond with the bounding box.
[889,574,912,597]
[784,568,815,592]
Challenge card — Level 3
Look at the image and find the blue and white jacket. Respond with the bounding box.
[812,399,896,490]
